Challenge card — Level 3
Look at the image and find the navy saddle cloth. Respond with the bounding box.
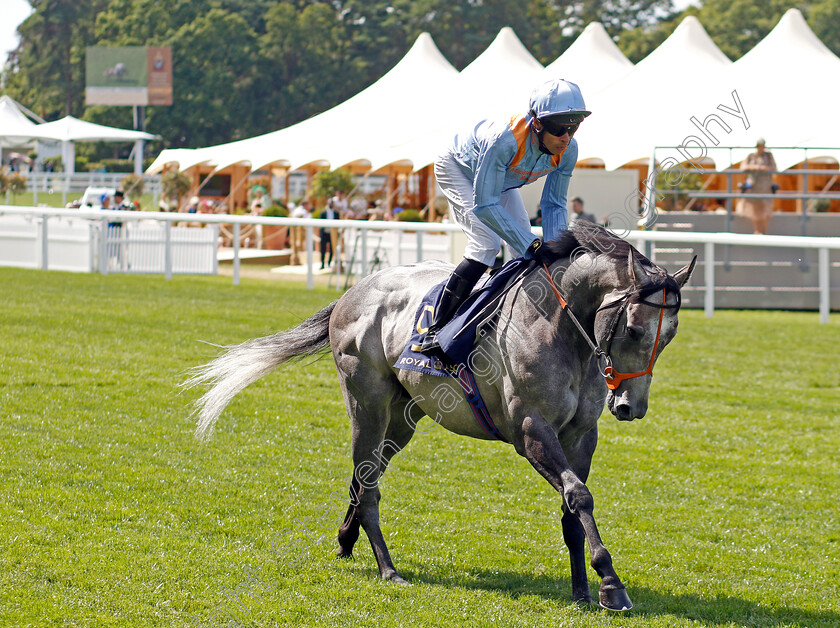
[394,258,531,377]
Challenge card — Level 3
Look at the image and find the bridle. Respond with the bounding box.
[540,263,681,391]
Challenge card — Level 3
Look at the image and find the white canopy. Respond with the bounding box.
[372,28,547,171]
[0,95,40,148]
[148,12,840,178]
[577,16,734,170]
[724,8,840,169]
[543,22,633,95]
[21,115,156,142]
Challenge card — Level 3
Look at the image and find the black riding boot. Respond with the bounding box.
[419,258,488,354]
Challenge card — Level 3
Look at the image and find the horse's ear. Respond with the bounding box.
[627,249,648,287]
[673,256,697,287]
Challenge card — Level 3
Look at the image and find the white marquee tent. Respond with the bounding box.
[725,8,840,169]
[147,9,840,180]
[543,22,633,96]
[0,95,40,148]
[576,15,734,170]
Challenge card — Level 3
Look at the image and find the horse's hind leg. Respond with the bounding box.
[335,374,418,584]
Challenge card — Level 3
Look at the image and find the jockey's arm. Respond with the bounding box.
[539,140,577,241]
[471,142,538,258]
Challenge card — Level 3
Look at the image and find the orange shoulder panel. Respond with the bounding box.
[508,115,530,168]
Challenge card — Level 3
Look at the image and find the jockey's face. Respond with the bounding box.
[534,120,572,155]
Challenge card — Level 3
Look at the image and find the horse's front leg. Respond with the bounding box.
[518,416,633,611]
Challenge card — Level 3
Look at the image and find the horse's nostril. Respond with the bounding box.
[615,402,640,421]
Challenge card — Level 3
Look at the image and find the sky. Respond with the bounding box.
[1,0,33,60]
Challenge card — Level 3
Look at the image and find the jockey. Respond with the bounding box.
[419,78,590,354]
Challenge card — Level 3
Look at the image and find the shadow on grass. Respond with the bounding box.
[398,566,840,627]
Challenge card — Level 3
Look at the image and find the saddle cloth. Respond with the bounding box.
[394,258,531,377]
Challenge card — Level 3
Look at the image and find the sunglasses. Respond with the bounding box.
[541,122,580,137]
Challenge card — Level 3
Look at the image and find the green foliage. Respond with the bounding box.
[1,268,839,626]
[120,173,145,197]
[0,170,27,200]
[42,156,64,172]
[396,208,423,222]
[262,203,288,217]
[160,169,190,206]
[311,168,354,203]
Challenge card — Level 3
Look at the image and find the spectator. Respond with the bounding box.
[318,201,338,269]
[736,138,777,234]
[569,197,596,223]
[290,200,312,265]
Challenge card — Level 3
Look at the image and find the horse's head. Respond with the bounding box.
[594,250,696,420]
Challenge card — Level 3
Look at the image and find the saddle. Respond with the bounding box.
[394,257,533,377]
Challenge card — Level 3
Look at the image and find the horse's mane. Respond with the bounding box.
[545,221,679,299]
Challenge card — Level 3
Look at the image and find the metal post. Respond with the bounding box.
[305,226,314,290]
[40,216,48,271]
[164,220,172,280]
[801,154,809,237]
[704,241,715,318]
[99,218,109,275]
[361,227,368,276]
[233,223,241,286]
[819,247,829,324]
[724,170,732,270]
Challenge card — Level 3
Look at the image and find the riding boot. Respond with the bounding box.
[419,258,488,354]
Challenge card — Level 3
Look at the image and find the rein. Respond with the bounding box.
[540,263,675,391]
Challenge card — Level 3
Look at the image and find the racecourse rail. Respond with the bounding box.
[2,205,838,323]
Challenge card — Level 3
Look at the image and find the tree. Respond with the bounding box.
[312,168,354,204]
[4,0,107,119]
[808,0,840,57]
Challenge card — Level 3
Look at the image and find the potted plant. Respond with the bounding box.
[262,202,289,249]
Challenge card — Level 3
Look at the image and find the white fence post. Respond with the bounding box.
[416,231,423,263]
[361,226,368,276]
[99,218,108,275]
[819,247,830,324]
[164,221,172,280]
[39,216,48,271]
[306,226,314,290]
[704,241,715,318]
[233,223,241,286]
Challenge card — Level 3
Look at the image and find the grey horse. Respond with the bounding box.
[186,221,695,611]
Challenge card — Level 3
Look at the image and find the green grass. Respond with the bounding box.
[1,267,838,627]
[5,191,158,210]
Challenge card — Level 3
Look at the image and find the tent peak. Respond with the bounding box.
[638,13,731,68]
[462,26,543,75]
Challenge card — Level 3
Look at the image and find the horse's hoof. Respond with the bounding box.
[573,593,595,606]
[385,572,411,586]
[336,548,354,560]
[598,586,632,611]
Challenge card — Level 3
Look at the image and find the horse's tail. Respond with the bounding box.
[184,301,337,440]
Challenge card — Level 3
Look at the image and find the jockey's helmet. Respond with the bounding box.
[528,79,591,130]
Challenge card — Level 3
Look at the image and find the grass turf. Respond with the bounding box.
[1,267,838,627]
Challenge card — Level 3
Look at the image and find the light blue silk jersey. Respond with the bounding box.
[447,114,577,256]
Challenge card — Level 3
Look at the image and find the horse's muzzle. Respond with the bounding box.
[607,390,647,421]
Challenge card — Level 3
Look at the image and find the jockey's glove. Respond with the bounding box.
[527,238,553,266]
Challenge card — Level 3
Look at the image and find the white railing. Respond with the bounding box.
[1,206,838,322]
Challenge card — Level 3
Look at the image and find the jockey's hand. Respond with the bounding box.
[527,239,552,266]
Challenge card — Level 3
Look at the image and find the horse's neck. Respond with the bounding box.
[557,255,625,323]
